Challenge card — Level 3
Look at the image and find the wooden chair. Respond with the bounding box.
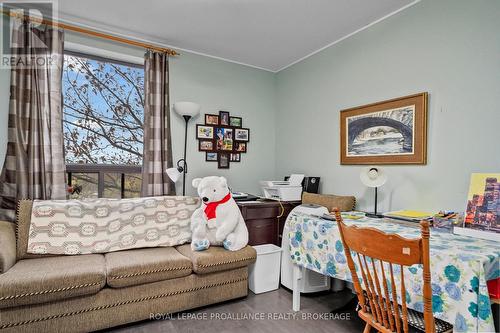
[333,209,452,333]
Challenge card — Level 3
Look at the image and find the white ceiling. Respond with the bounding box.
[58,0,417,72]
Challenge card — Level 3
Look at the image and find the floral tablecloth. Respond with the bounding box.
[288,212,500,333]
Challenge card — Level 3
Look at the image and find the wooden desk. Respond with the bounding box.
[237,200,300,246]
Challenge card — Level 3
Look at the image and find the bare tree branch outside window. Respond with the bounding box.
[62,53,144,198]
[63,53,144,165]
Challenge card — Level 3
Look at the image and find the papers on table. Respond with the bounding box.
[384,210,434,221]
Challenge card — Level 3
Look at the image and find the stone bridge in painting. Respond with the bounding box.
[348,117,413,151]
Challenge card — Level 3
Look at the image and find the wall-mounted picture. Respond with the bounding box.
[205,114,219,125]
[235,142,246,153]
[219,111,230,126]
[216,127,233,151]
[218,153,229,169]
[230,153,241,162]
[230,116,242,127]
[199,140,214,151]
[234,128,249,141]
[340,92,427,164]
[206,152,218,161]
[464,173,500,233]
[195,110,248,169]
[196,125,214,139]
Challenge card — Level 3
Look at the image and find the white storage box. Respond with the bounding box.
[248,244,282,294]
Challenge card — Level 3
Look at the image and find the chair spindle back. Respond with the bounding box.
[333,209,434,333]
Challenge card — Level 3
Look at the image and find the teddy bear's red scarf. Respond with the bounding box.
[204,193,232,220]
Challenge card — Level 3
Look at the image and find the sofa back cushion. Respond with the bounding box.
[19,196,200,256]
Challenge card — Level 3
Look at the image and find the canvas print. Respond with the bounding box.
[340,93,427,165]
[465,173,500,232]
[346,106,414,157]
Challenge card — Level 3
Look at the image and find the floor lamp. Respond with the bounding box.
[167,102,200,195]
[360,167,387,218]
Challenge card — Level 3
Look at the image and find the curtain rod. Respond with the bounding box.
[1,9,179,56]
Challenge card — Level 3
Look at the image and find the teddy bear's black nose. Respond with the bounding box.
[202,197,209,202]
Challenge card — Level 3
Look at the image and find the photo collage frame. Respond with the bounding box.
[196,111,250,169]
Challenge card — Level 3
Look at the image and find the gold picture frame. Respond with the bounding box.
[340,92,428,165]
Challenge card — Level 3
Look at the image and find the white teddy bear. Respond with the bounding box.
[190,176,249,251]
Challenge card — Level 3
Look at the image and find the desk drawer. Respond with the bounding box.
[246,219,277,246]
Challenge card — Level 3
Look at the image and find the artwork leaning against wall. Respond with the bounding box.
[62,51,145,199]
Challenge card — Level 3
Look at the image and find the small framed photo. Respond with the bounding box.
[235,142,247,153]
[199,140,214,151]
[196,125,214,139]
[230,153,240,162]
[205,114,219,125]
[206,152,217,162]
[229,116,242,127]
[218,153,230,169]
[219,111,230,126]
[215,127,233,151]
[234,128,249,142]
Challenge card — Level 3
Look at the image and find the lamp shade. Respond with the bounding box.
[173,102,200,118]
[166,167,182,183]
[360,167,387,188]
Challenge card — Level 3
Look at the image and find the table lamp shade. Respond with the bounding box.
[360,167,387,188]
[173,102,200,118]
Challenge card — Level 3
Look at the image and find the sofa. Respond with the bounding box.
[0,200,257,332]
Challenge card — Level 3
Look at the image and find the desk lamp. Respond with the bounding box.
[167,102,200,195]
[360,167,387,218]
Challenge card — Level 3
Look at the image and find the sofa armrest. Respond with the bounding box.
[0,220,17,273]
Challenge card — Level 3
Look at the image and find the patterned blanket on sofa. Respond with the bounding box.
[27,196,200,255]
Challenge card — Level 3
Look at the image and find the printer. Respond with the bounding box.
[260,174,304,201]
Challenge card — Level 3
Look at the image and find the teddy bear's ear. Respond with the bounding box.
[192,178,202,188]
[219,177,227,187]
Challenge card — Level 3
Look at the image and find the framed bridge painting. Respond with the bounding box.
[340,92,428,164]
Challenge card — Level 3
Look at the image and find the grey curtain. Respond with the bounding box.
[0,19,66,222]
[141,50,175,196]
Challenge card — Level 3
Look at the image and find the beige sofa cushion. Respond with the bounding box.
[302,192,356,212]
[176,245,256,275]
[105,247,192,288]
[0,254,106,309]
[0,221,16,273]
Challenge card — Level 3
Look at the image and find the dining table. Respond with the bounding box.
[287,211,500,333]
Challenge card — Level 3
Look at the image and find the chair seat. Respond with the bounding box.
[0,254,106,308]
[406,307,453,333]
[360,297,453,333]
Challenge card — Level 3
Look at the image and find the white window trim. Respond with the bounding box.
[64,41,144,66]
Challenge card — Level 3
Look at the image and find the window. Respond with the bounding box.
[62,52,144,198]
